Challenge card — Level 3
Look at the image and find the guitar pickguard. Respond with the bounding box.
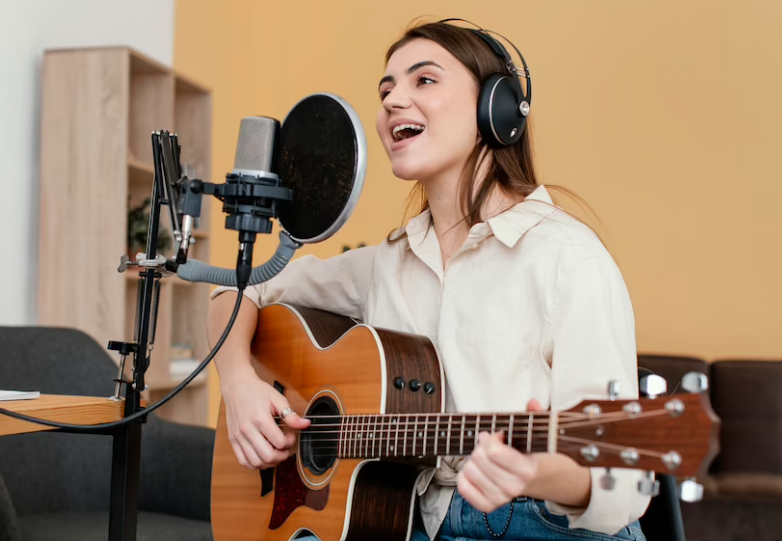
[268,455,329,530]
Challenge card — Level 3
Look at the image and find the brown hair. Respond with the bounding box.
[384,20,602,243]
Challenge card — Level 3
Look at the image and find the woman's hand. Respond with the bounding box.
[221,371,310,470]
[457,399,545,513]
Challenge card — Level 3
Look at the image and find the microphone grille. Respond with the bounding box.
[233,116,280,174]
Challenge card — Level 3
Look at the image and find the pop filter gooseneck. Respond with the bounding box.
[174,93,367,288]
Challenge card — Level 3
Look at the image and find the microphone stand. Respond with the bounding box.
[104,131,179,541]
[103,126,295,541]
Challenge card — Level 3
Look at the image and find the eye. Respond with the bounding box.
[418,76,436,87]
[379,89,391,101]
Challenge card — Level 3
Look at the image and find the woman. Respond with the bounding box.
[208,19,649,541]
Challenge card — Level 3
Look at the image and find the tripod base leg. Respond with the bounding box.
[108,420,141,541]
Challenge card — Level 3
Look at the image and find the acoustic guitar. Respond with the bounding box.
[211,303,720,541]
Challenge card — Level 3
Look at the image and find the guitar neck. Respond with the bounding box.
[324,413,555,459]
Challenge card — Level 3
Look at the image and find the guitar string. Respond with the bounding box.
[284,409,674,454]
[303,436,666,460]
[269,411,585,429]
[290,416,671,447]
[270,408,670,433]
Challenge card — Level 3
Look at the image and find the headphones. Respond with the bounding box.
[438,19,532,148]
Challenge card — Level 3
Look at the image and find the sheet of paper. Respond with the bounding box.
[0,390,41,401]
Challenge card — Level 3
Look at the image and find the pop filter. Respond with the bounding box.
[173,93,367,287]
[277,93,367,243]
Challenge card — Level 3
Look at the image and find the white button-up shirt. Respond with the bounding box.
[212,185,650,538]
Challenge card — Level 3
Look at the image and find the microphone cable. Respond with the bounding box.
[0,289,245,433]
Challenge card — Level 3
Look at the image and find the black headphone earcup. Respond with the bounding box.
[477,73,527,148]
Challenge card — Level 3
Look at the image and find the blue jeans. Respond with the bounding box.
[296,491,646,540]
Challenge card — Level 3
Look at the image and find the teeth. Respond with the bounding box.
[392,123,425,140]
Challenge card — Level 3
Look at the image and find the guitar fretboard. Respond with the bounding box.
[308,413,555,459]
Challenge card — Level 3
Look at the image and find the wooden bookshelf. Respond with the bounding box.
[38,46,213,426]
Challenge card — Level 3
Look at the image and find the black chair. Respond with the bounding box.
[0,326,215,541]
[637,365,688,541]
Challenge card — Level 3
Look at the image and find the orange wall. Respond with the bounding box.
[174,0,782,426]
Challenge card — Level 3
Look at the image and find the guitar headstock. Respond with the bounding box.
[557,373,720,491]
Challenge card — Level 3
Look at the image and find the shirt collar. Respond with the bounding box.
[402,184,557,250]
[486,185,557,248]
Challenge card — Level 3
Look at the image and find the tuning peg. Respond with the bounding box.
[600,469,616,491]
[607,380,620,400]
[637,472,660,497]
[682,372,709,394]
[639,374,667,399]
[679,478,704,502]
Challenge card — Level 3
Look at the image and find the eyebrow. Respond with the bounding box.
[378,60,444,89]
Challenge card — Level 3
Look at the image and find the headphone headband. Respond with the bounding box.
[437,18,531,105]
[436,18,532,147]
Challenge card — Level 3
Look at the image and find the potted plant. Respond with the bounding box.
[127,197,172,262]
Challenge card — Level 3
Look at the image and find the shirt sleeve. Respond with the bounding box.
[210,244,377,320]
[543,245,652,535]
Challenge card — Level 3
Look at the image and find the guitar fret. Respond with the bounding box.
[434,415,441,455]
[509,414,514,448]
[349,415,355,458]
[394,417,405,456]
[387,416,393,457]
[355,415,361,458]
[459,415,465,455]
[352,415,358,458]
[421,415,429,456]
[446,414,453,455]
[361,415,369,457]
[339,415,344,457]
[491,414,497,435]
[355,415,360,458]
[412,416,418,456]
[475,415,480,449]
[403,414,409,457]
[372,415,377,457]
[527,414,533,454]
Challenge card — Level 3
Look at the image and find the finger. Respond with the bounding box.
[270,395,311,430]
[243,427,290,465]
[526,398,544,412]
[463,453,516,505]
[229,437,252,470]
[457,470,500,514]
[474,433,537,494]
[235,432,266,470]
[479,431,529,472]
[282,410,311,429]
[257,413,296,450]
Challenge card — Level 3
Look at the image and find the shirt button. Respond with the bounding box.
[470,243,479,249]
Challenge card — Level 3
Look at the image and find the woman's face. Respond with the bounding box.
[376,38,479,184]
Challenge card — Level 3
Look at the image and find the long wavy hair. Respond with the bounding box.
[385,20,600,244]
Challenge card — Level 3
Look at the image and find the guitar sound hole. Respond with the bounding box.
[301,396,339,475]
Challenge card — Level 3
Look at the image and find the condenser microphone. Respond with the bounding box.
[233,116,280,179]
[174,93,367,288]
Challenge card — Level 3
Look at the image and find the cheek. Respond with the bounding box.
[376,110,389,146]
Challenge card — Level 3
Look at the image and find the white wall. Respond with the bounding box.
[0,1,175,325]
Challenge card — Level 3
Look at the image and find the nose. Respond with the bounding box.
[383,85,411,111]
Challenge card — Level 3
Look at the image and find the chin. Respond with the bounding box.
[390,157,432,182]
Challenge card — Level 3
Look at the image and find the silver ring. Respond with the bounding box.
[280,407,293,419]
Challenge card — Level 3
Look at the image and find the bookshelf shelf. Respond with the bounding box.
[39,46,213,426]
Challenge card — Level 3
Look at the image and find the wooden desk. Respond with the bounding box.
[0,394,126,436]
[0,393,146,540]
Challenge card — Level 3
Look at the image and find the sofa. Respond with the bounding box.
[639,355,782,541]
[0,326,215,541]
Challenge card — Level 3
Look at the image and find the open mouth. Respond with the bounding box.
[392,123,425,142]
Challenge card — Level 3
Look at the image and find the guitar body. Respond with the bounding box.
[211,303,444,541]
